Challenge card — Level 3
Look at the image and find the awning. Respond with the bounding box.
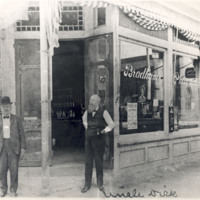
[74,0,200,41]
[1,0,200,42]
[0,0,28,30]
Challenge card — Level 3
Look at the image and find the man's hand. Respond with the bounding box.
[100,129,106,134]
[20,148,26,160]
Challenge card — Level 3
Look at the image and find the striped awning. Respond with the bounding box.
[179,30,200,42]
[121,7,168,31]
[73,0,200,42]
[0,0,28,30]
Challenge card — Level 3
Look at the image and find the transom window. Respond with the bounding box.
[59,6,83,31]
[16,7,40,31]
[15,6,84,32]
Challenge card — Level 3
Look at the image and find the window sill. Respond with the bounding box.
[118,127,200,147]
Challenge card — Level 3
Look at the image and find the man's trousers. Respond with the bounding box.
[0,139,20,193]
[84,134,106,188]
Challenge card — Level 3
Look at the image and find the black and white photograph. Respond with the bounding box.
[0,0,200,198]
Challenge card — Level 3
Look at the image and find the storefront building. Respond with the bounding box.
[0,0,200,179]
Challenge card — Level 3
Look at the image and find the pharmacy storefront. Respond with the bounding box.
[0,0,200,180]
[111,2,200,177]
[115,39,200,177]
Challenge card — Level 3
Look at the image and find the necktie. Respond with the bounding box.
[3,116,9,119]
[92,110,97,117]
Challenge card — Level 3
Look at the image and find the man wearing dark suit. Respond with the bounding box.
[0,96,26,197]
[81,94,115,193]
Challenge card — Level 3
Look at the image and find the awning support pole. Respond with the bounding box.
[40,0,50,195]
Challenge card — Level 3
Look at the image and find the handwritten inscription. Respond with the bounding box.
[148,185,177,197]
[103,186,177,198]
[103,188,144,198]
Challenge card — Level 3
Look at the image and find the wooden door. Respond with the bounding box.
[15,39,42,166]
[84,34,114,168]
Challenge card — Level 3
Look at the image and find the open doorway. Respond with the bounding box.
[51,40,85,165]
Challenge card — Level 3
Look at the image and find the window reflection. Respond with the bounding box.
[97,7,106,26]
[173,55,200,129]
[119,41,164,134]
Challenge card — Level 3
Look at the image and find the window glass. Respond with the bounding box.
[120,41,164,134]
[16,6,84,32]
[173,55,200,130]
[60,6,83,31]
[16,7,40,31]
[97,7,106,26]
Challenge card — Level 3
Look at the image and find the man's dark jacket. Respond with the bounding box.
[0,114,26,155]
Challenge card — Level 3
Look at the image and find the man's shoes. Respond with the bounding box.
[81,185,90,193]
[0,191,6,197]
[10,192,17,197]
[98,185,105,192]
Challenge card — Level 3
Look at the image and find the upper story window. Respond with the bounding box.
[97,7,106,26]
[15,6,84,32]
[16,6,40,31]
[173,28,199,48]
[59,6,83,31]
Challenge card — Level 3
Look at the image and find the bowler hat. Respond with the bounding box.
[0,96,12,105]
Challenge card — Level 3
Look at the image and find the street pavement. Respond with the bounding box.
[3,160,200,198]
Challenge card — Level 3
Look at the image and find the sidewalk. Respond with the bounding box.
[9,160,200,198]
[17,163,111,198]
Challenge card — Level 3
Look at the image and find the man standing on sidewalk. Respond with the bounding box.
[0,96,26,197]
[81,94,115,193]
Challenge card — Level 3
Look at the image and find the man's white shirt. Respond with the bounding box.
[2,116,10,138]
[82,107,115,133]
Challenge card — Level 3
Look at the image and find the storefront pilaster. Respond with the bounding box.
[1,27,16,113]
[167,27,173,161]
[112,6,120,178]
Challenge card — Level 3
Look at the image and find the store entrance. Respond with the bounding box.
[51,41,85,165]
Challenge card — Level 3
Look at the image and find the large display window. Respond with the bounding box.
[173,54,200,130]
[119,40,164,134]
